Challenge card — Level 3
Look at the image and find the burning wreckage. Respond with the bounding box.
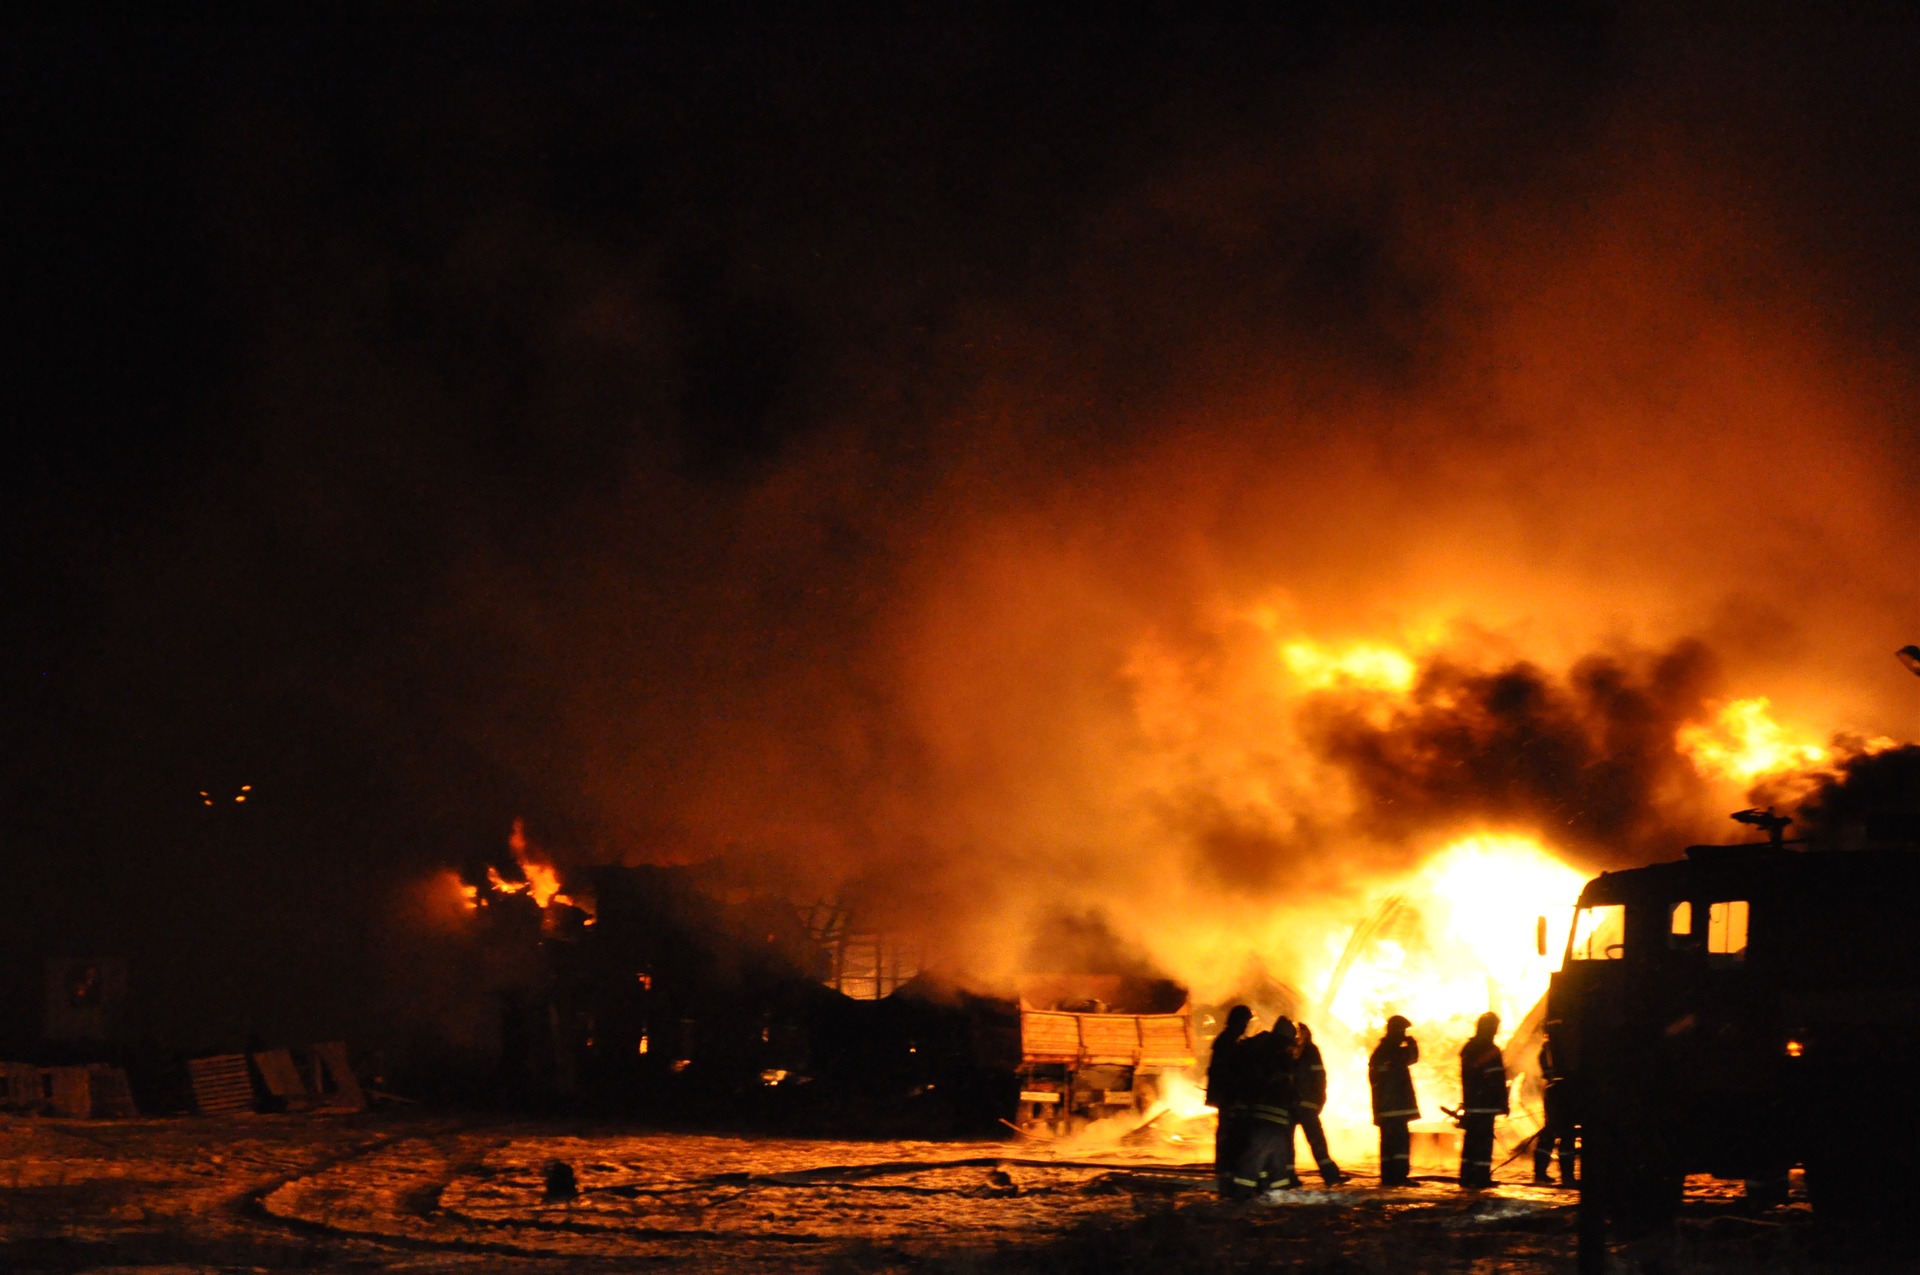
[457,851,1198,1136]
[455,682,1920,1265]
[7,661,1916,1274]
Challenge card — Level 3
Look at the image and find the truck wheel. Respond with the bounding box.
[1587,1118,1682,1240]
[1740,1175,1789,1211]
[1806,1126,1903,1247]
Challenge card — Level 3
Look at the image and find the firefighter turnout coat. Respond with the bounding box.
[1459,1036,1509,1116]
[1294,1041,1328,1114]
[1369,1036,1420,1124]
[1205,1024,1250,1111]
[1247,1032,1298,1128]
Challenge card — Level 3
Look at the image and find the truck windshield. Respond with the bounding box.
[1569,903,1626,961]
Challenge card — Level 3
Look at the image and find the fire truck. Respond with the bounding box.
[1547,812,1920,1258]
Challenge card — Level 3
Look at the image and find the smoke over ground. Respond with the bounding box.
[9,17,1920,1042]
[353,22,1916,995]
[509,24,1920,995]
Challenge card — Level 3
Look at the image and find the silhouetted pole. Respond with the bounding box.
[1900,646,1920,739]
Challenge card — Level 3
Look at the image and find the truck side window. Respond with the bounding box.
[1668,901,1694,949]
[1570,903,1626,961]
[1707,900,1749,967]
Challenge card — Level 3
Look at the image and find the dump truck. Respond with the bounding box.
[1547,816,1920,1262]
[1002,975,1195,1132]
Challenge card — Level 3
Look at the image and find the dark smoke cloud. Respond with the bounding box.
[1794,745,1920,848]
[8,14,1920,1042]
[1020,911,1160,982]
[1302,643,1724,866]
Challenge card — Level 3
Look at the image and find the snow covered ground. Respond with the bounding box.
[0,1113,1817,1272]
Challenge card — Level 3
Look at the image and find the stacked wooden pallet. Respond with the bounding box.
[187,1054,256,1115]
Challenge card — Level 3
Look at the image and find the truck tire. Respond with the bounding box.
[1806,1119,1906,1248]
[1586,1116,1682,1240]
[1740,1174,1789,1211]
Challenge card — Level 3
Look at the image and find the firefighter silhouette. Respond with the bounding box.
[1458,1011,1509,1188]
[1234,1018,1299,1195]
[1205,1004,1254,1197]
[1535,1024,1575,1185]
[1369,1015,1420,1185]
[1293,1022,1347,1184]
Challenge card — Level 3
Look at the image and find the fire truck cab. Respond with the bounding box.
[1548,840,1920,1243]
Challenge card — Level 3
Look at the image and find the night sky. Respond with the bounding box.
[7,10,1920,1055]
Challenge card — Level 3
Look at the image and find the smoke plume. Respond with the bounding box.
[12,18,1920,1044]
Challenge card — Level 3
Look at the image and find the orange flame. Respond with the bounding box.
[1314,834,1584,1028]
[1280,639,1419,693]
[1298,833,1586,1156]
[472,818,586,914]
[435,869,481,912]
[509,820,570,909]
[1678,696,1829,784]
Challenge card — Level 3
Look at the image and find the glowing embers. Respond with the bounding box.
[198,784,253,807]
[1678,697,1829,784]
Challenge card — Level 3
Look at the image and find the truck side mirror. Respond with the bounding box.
[1536,915,1548,957]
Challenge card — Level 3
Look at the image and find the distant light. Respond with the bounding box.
[234,795,247,803]
[1786,1040,1805,1057]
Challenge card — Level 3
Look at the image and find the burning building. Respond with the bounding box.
[451,834,1015,1131]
